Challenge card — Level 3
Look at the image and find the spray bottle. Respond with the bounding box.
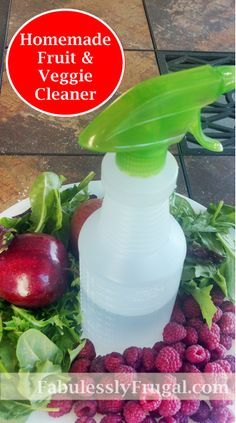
[78,65,235,354]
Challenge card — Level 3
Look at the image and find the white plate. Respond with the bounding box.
[0,184,210,423]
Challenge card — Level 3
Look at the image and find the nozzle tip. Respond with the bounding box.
[215,65,235,93]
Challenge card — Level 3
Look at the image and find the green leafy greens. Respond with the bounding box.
[170,194,235,326]
[0,170,95,249]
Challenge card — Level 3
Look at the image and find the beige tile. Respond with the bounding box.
[8,0,153,49]
[145,0,235,51]
[0,51,158,154]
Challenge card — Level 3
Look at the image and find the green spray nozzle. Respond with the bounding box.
[79,65,235,177]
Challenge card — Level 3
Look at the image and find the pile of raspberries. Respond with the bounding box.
[48,289,235,423]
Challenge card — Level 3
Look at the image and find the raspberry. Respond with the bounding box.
[199,323,220,350]
[180,400,200,416]
[210,406,231,423]
[221,301,235,314]
[162,374,177,387]
[123,401,146,423]
[75,418,96,423]
[163,322,187,344]
[227,409,235,423]
[173,411,188,423]
[100,417,123,423]
[97,399,124,414]
[114,364,135,385]
[90,355,106,373]
[218,312,235,335]
[171,304,186,325]
[74,400,97,417]
[123,346,142,370]
[172,342,186,359]
[77,339,96,361]
[185,345,206,363]
[204,362,225,373]
[211,288,225,306]
[159,396,181,417]
[225,354,235,372]
[47,399,73,417]
[155,347,182,372]
[187,318,203,334]
[183,327,198,346]
[75,417,96,423]
[139,389,162,412]
[153,341,166,354]
[210,399,233,408]
[215,359,231,373]
[140,398,161,412]
[220,334,233,350]
[99,373,115,390]
[142,347,156,371]
[191,400,210,422]
[159,418,177,423]
[212,307,223,323]
[104,352,124,372]
[183,297,201,318]
[198,348,211,369]
[181,362,201,373]
[211,344,226,361]
[70,358,91,373]
[114,364,135,373]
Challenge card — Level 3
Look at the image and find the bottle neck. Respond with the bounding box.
[116,147,167,177]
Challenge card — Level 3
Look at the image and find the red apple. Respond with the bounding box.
[70,198,102,257]
[0,233,69,308]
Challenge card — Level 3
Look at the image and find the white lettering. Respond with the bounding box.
[38,69,50,82]
[20,33,112,46]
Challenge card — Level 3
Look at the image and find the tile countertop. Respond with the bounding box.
[0,0,235,211]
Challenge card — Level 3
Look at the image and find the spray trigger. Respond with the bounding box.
[188,110,223,153]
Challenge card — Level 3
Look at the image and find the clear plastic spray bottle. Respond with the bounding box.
[78,65,235,354]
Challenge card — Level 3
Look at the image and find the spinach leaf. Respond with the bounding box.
[16,329,63,371]
[29,172,65,233]
[17,361,63,402]
[0,401,32,421]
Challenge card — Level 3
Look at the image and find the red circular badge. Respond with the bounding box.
[7,9,125,116]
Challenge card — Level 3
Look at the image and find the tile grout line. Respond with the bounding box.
[0,0,12,90]
[142,0,159,52]
[0,152,180,157]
